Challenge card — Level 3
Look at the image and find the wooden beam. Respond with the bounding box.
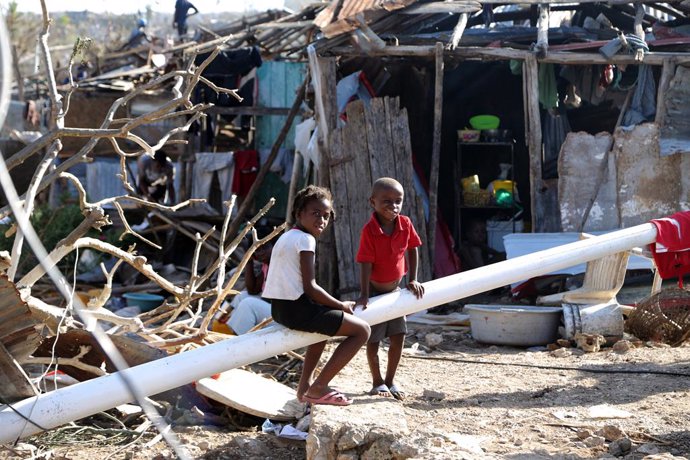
[329,45,690,65]
[310,55,339,293]
[535,4,550,59]
[450,13,469,50]
[253,21,315,29]
[523,55,543,233]
[401,1,481,14]
[655,58,676,127]
[207,106,312,117]
[427,42,444,276]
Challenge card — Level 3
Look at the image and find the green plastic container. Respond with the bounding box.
[469,114,500,130]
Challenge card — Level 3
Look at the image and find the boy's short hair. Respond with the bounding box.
[371,177,403,196]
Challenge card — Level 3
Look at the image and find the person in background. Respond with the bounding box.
[137,151,175,205]
[213,233,274,335]
[458,217,505,271]
[263,185,370,406]
[173,0,198,41]
[356,177,425,401]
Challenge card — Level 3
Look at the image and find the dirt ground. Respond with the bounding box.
[3,316,689,460]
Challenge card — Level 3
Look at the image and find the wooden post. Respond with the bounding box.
[535,4,550,58]
[226,75,308,239]
[655,58,676,126]
[523,55,543,232]
[285,151,303,225]
[427,42,444,276]
[308,50,339,293]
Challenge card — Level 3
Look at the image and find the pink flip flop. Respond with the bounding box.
[303,390,353,406]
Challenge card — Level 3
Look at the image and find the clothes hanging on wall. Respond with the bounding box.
[191,152,235,203]
[621,64,656,127]
[232,150,259,197]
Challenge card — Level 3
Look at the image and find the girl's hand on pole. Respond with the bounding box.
[340,300,355,314]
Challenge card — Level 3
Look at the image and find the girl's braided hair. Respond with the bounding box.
[291,185,335,222]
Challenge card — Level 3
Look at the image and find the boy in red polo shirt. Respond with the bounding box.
[355,177,425,400]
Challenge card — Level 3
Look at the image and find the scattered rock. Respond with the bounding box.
[608,437,632,456]
[430,436,444,447]
[641,454,685,459]
[583,435,605,447]
[361,437,394,460]
[636,443,662,455]
[425,333,443,348]
[550,348,571,358]
[596,425,625,441]
[336,453,358,460]
[556,339,572,348]
[195,440,211,450]
[336,427,367,451]
[576,429,593,440]
[233,435,265,455]
[574,332,606,352]
[423,389,446,400]
[612,340,632,353]
[389,439,420,458]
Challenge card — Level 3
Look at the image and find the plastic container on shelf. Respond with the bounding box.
[486,219,523,252]
[469,114,500,130]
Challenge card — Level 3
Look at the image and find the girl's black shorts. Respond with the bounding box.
[270,294,344,336]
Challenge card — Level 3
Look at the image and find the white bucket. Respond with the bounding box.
[561,302,624,339]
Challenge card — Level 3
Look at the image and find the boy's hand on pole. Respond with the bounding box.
[407,280,425,299]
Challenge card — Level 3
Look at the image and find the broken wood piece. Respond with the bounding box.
[195,368,305,421]
[535,4,550,58]
[0,342,38,402]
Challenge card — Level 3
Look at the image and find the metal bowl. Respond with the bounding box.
[482,129,512,142]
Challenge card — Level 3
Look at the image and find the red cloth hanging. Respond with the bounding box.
[650,211,690,287]
[232,150,259,197]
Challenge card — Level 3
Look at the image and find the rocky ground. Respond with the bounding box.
[2,317,689,460]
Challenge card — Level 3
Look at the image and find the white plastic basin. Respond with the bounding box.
[465,304,563,346]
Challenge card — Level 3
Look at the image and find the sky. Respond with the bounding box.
[3,0,285,15]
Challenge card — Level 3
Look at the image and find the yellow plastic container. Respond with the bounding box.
[461,175,480,192]
[491,180,515,194]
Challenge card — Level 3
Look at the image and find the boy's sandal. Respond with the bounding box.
[369,384,391,397]
[389,384,406,401]
[303,390,353,406]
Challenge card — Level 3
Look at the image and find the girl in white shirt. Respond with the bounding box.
[263,185,370,406]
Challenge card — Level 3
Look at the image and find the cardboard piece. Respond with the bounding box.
[196,369,305,421]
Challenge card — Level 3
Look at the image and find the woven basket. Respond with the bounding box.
[463,189,491,207]
[625,287,690,346]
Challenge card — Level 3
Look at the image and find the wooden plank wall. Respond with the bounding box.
[329,97,432,299]
[0,275,40,402]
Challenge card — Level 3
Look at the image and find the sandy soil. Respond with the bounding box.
[2,322,690,459]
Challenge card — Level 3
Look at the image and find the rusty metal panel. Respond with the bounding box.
[314,0,418,38]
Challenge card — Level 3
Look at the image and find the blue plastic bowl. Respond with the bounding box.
[123,293,165,312]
